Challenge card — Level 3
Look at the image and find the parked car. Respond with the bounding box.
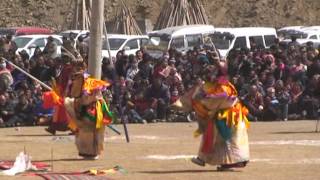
[101,34,149,59]
[0,27,53,38]
[13,34,63,58]
[59,30,89,40]
[147,25,215,58]
[211,27,277,58]
[280,28,320,48]
[277,26,304,39]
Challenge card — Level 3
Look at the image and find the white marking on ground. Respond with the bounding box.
[142,155,320,164]
[106,135,173,141]
[143,155,194,160]
[250,158,320,164]
[250,140,320,146]
[250,158,273,162]
[268,159,320,165]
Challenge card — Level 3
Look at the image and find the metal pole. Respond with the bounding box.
[88,0,104,79]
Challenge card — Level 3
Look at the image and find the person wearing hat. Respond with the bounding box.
[43,63,113,159]
[183,54,250,171]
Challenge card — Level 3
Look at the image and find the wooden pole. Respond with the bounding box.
[82,0,86,30]
[51,148,54,172]
[3,58,52,91]
[88,0,104,79]
[103,21,112,62]
[74,0,80,29]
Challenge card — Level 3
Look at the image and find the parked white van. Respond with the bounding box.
[101,34,149,58]
[13,34,63,58]
[211,27,277,58]
[147,25,215,58]
[280,29,320,48]
[277,26,304,40]
[59,30,89,41]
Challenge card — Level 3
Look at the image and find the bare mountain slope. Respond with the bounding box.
[0,0,319,31]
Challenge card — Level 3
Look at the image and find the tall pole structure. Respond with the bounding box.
[73,0,80,29]
[103,23,112,63]
[88,0,104,79]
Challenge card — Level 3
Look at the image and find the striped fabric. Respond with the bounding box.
[38,174,112,180]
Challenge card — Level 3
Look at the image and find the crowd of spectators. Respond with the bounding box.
[0,34,320,127]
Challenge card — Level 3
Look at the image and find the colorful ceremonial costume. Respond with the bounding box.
[45,64,73,134]
[179,76,250,170]
[43,74,113,159]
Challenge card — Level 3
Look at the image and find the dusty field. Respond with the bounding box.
[0,120,320,180]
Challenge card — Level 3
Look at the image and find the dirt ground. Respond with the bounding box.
[0,120,320,180]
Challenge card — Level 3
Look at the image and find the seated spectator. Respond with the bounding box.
[133,92,156,123]
[126,58,139,81]
[137,54,153,81]
[102,57,116,83]
[165,68,184,103]
[0,94,15,127]
[300,75,320,119]
[287,78,304,116]
[123,91,147,124]
[76,36,89,59]
[153,58,170,79]
[5,93,35,126]
[115,55,129,78]
[43,36,58,59]
[113,76,126,105]
[242,85,264,121]
[307,57,320,79]
[30,47,42,61]
[135,50,144,63]
[145,78,171,121]
[263,87,279,121]
[275,80,290,121]
[0,59,13,93]
[30,55,47,80]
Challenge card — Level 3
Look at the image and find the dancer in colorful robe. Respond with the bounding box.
[43,67,113,159]
[176,63,250,171]
[45,44,82,135]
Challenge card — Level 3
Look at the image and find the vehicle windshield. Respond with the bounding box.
[13,37,32,48]
[278,30,308,40]
[146,34,170,51]
[102,38,126,50]
[210,33,234,50]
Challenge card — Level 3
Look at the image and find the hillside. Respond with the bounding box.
[0,0,319,31]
